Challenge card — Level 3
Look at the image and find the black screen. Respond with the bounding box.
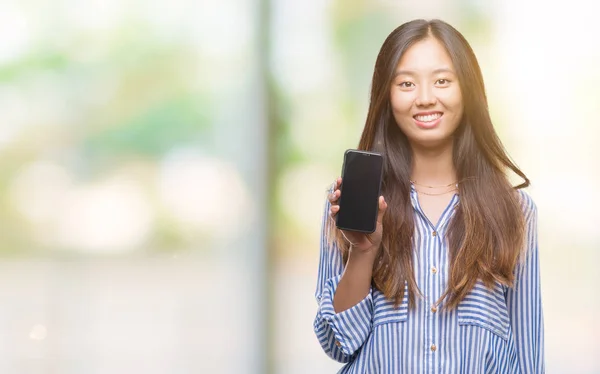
[336,150,383,233]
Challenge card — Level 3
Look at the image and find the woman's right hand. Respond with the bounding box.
[329,177,387,253]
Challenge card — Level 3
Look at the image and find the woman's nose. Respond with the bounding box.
[416,86,436,107]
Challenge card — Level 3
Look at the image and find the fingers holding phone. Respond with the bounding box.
[328,177,342,218]
[330,180,387,251]
[329,149,388,252]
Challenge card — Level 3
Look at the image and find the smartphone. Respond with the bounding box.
[335,149,384,233]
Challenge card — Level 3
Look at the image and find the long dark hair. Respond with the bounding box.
[330,19,529,310]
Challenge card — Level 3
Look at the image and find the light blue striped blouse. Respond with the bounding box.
[314,185,544,373]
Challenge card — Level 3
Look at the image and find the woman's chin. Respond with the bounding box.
[407,133,454,150]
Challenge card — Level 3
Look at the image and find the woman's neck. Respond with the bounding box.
[410,142,457,185]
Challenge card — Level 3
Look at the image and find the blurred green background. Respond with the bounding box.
[0,0,598,373]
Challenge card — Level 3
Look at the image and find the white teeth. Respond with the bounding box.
[415,113,442,122]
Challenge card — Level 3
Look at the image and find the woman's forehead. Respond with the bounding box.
[396,38,455,73]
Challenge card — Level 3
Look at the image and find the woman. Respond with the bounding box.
[314,19,544,373]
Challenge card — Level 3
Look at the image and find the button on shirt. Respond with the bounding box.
[314,187,544,373]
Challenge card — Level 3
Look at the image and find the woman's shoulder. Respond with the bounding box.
[515,188,537,219]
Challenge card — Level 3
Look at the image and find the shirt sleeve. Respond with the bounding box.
[313,195,374,363]
[505,191,545,373]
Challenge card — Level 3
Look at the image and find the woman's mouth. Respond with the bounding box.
[413,112,443,129]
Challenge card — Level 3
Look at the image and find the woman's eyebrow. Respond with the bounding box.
[432,68,455,75]
[393,67,455,78]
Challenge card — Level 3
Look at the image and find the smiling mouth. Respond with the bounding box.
[413,113,443,122]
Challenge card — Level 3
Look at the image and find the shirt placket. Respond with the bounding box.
[410,189,456,374]
[428,224,444,374]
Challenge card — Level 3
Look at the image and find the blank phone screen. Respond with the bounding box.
[336,150,383,233]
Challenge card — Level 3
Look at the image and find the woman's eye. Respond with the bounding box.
[436,79,450,85]
[399,82,414,88]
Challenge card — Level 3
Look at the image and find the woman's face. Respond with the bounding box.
[390,37,464,149]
